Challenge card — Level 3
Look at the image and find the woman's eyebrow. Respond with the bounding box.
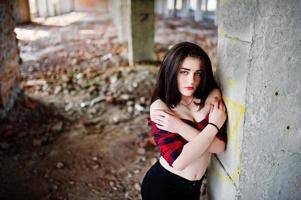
[180,67,190,71]
[180,67,202,72]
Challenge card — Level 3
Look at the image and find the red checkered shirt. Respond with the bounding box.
[148,113,227,166]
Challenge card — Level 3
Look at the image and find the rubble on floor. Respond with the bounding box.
[0,11,216,200]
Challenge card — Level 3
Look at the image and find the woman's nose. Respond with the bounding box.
[188,73,196,84]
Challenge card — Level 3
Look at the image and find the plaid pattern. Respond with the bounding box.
[148,113,227,166]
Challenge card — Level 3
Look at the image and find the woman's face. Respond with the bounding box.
[177,56,203,98]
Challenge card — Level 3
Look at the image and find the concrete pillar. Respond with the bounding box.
[60,0,73,14]
[13,0,31,24]
[204,0,208,11]
[36,0,48,17]
[47,0,55,17]
[0,1,21,119]
[56,0,61,15]
[155,0,163,15]
[61,1,67,14]
[171,0,177,18]
[207,0,301,199]
[214,0,219,26]
[194,0,202,22]
[202,0,208,20]
[128,0,155,65]
[181,0,190,18]
[155,0,169,17]
[67,0,74,12]
[162,0,169,18]
[29,0,38,17]
[110,0,129,42]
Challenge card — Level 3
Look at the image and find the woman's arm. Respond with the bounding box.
[153,112,225,154]
[172,100,226,170]
[176,123,225,153]
[177,121,226,153]
[150,95,226,170]
[205,88,227,153]
[207,137,226,153]
[151,108,199,141]
[151,89,226,154]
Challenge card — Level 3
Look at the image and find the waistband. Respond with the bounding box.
[155,160,204,186]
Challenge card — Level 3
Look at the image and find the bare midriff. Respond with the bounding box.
[159,152,211,181]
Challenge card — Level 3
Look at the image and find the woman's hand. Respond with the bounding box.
[151,109,183,133]
[209,100,227,129]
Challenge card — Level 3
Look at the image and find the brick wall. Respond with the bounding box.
[0,1,21,119]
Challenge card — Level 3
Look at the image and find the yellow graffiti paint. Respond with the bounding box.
[212,97,245,183]
[226,77,236,87]
[219,25,226,37]
[212,158,240,183]
[219,25,238,46]
[230,37,237,46]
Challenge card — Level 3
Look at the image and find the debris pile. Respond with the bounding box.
[1,11,217,200]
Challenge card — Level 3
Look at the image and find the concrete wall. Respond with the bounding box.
[128,0,155,65]
[207,0,301,199]
[0,1,21,119]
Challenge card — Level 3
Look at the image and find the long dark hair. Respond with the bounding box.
[151,41,219,109]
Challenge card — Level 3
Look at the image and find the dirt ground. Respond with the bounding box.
[0,11,217,200]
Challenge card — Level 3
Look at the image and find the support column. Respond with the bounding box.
[214,0,219,26]
[162,0,169,18]
[155,0,168,18]
[47,0,55,17]
[0,1,21,119]
[207,0,301,199]
[128,0,154,65]
[56,0,61,15]
[13,0,31,24]
[36,0,48,18]
[110,0,129,42]
[204,0,208,12]
[194,0,203,22]
[182,0,190,18]
[203,0,208,20]
[155,0,163,15]
[30,0,39,18]
[172,0,177,18]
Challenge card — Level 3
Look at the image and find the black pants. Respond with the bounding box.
[141,161,204,200]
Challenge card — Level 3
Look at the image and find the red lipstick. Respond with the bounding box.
[185,86,194,90]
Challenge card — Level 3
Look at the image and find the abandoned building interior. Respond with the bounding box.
[0,0,300,200]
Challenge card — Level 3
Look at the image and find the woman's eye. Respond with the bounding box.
[195,72,202,77]
[180,71,188,75]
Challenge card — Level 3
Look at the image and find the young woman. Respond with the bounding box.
[141,42,227,200]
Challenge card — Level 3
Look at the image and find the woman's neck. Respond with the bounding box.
[181,96,194,106]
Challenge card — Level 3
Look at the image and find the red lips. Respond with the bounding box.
[185,86,194,90]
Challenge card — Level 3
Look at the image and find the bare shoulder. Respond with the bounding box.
[150,99,168,112]
[205,88,222,104]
